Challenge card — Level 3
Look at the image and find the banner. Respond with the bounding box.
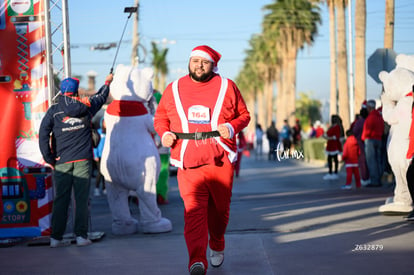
[0,0,53,237]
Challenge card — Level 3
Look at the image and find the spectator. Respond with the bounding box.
[308,121,316,138]
[280,119,292,151]
[352,104,370,185]
[341,129,361,190]
[255,124,264,158]
[235,131,247,177]
[93,118,106,196]
[266,121,279,161]
[323,115,342,180]
[336,115,346,144]
[314,120,324,138]
[292,119,302,149]
[362,99,385,187]
[39,74,113,248]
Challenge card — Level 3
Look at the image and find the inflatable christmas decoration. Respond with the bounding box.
[379,53,414,215]
[100,64,172,235]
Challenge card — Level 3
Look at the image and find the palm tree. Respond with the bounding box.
[354,0,366,113]
[334,0,350,129]
[263,0,321,127]
[244,36,267,128]
[252,34,279,128]
[150,41,169,91]
[326,0,338,117]
[258,28,283,129]
[324,0,351,128]
[236,40,264,135]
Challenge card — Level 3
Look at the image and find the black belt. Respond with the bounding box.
[173,131,220,140]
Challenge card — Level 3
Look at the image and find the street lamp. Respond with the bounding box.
[153,38,176,49]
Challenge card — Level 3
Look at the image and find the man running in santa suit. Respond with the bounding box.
[154,45,250,275]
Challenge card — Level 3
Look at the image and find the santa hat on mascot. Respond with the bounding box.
[190,45,221,72]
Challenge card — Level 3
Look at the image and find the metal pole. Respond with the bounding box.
[347,0,354,121]
[62,0,71,77]
[43,0,54,104]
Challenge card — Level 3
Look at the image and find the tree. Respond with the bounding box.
[326,0,338,116]
[334,0,350,129]
[295,91,323,128]
[384,0,394,49]
[263,0,321,128]
[354,0,366,113]
[236,35,266,134]
[150,41,169,91]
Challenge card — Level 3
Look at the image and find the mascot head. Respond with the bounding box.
[379,54,414,101]
[110,64,154,102]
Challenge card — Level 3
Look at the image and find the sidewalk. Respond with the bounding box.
[1,155,414,275]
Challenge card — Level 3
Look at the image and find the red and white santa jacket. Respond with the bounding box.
[342,135,360,167]
[154,73,250,169]
[325,124,342,155]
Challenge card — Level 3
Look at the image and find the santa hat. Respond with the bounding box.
[190,45,221,72]
[361,100,367,108]
[60,77,79,95]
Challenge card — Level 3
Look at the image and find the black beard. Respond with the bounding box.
[189,68,213,82]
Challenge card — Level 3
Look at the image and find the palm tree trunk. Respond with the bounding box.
[160,73,166,91]
[275,69,283,130]
[257,89,266,128]
[336,0,350,129]
[280,56,290,127]
[328,1,338,117]
[354,0,366,113]
[153,68,160,91]
[265,75,273,127]
[287,46,298,126]
[247,93,256,139]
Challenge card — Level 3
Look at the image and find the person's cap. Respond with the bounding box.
[60,77,79,95]
[190,45,221,72]
[367,99,376,108]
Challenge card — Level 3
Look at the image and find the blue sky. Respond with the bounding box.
[68,0,414,102]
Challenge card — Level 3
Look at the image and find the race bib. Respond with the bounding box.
[188,105,210,124]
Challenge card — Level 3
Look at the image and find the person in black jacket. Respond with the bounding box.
[39,74,112,247]
[266,121,279,161]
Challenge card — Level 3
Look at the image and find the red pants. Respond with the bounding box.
[177,158,234,271]
[346,166,361,188]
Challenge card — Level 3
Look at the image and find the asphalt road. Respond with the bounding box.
[1,154,414,275]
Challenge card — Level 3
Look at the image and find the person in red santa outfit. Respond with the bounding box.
[323,114,343,180]
[154,45,250,275]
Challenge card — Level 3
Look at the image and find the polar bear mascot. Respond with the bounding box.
[100,64,172,234]
[378,54,414,215]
